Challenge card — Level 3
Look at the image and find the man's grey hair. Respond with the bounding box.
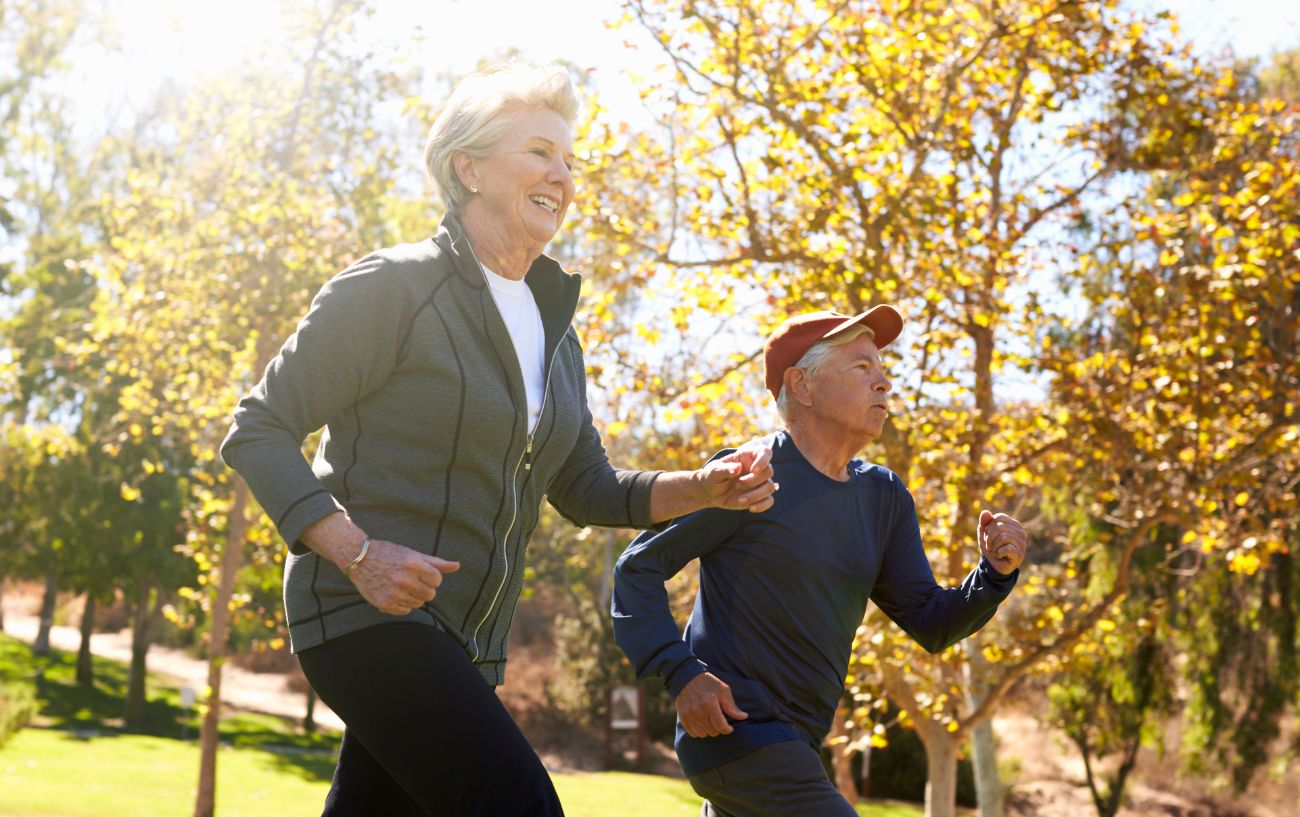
[423,62,580,214]
[775,324,875,421]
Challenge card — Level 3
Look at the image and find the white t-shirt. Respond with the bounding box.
[481,265,546,431]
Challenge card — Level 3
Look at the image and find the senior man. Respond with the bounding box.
[611,306,1028,817]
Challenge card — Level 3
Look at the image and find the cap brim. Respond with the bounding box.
[823,304,903,349]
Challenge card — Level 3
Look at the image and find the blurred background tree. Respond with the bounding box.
[0,2,1294,817]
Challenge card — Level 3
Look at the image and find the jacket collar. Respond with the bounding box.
[434,211,583,347]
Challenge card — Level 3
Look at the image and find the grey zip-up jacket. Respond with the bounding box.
[221,215,660,685]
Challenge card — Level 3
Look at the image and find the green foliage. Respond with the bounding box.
[1046,609,1175,817]
[1179,549,1298,791]
[0,679,37,747]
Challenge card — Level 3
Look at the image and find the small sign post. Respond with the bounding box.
[605,685,646,771]
[180,685,196,740]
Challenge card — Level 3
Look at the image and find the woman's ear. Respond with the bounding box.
[452,151,477,192]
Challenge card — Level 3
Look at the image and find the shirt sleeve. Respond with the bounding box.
[611,507,741,697]
[219,255,407,553]
[869,482,1018,654]
[545,331,661,528]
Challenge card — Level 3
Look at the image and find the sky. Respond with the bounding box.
[84,0,1300,135]
[11,0,1298,407]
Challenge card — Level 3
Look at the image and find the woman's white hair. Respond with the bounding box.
[423,62,580,214]
[775,324,875,421]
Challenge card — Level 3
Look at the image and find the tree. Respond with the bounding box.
[0,0,84,246]
[1045,546,1177,817]
[0,421,80,655]
[76,2,434,812]
[574,3,1232,815]
[1046,46,1298,794]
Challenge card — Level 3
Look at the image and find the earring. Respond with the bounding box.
[470,183,479,193]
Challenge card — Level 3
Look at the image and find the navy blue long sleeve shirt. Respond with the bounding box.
[611,430,1018,775]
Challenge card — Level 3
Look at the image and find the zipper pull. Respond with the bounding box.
[525,436,533,471]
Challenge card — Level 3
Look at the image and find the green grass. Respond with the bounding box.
[0,634,922,817]
[0,728,332,817]
[0,634,335,752]
[0,731,922,817]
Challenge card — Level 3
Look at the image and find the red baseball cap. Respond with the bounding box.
[763,306,903,398]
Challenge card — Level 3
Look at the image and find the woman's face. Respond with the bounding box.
[468,107,576,249]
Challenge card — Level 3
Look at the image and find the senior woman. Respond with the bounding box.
[220,63,774,816]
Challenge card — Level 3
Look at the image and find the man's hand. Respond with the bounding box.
[979,510,1027,575]
[347,539,460,616]
[675,672,749,737]
[693,442,777,513]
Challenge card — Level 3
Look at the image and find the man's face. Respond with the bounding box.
[804,334,893,440]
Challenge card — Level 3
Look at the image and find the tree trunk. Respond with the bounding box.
[827,704,859,804]
[972,719,1004,817]
[966,646,1006,817]
[921,727,960,817]
[32,574,57,655]
[194,477,251,817]
[76,593,96,686]
[0,577,7,632]
[124,581,155,727]
[859,745,872,797]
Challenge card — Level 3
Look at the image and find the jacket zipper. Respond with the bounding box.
[470,271,566,660]
[469,317,562,662]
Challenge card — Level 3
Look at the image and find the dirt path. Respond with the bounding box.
[1,606,343,733]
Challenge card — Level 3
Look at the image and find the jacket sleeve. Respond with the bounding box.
[220,255,409,553]
[546,331,661,528]
[869,481,1018,654]
[611,508,740,697]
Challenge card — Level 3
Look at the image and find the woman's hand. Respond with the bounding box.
[648,442,778,522]
[692,443,777,513]
[301,512,459,616]
[347,539,460,616]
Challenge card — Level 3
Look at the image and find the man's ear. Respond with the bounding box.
[785,367,814,407]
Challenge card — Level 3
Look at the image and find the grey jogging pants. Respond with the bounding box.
[686,739,859,817]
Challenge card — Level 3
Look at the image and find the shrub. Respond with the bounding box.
[0,680,37,747]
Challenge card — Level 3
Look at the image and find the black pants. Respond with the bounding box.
[298,621,565,817]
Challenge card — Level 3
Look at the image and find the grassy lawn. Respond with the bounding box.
[0,634,923,817]
[0,728,331,817]
[0,635,334,752]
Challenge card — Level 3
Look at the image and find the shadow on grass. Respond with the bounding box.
[1,633,339,782]
[255,743,339,782]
